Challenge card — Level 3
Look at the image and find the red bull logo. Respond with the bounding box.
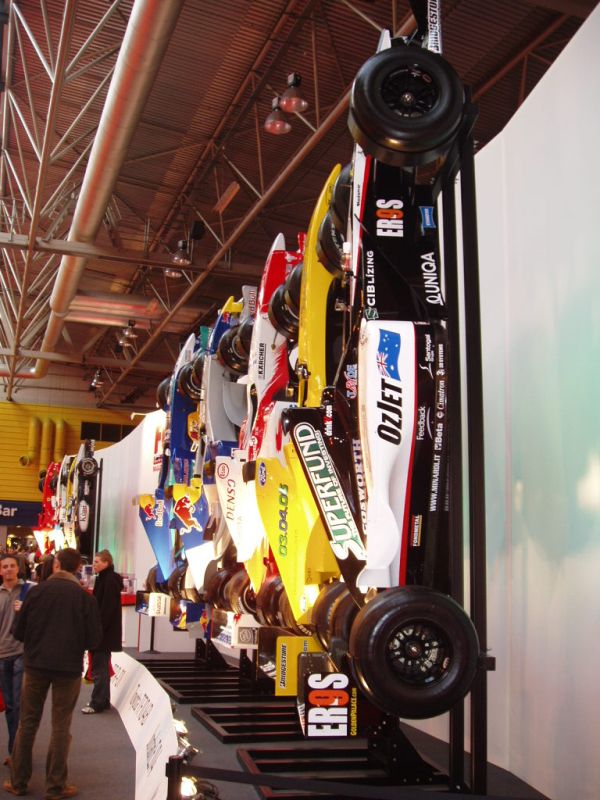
[143,503,156,521]
[199,607,209,634]
[173,495,203,534]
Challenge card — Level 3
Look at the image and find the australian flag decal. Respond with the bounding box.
[376,329,401,380]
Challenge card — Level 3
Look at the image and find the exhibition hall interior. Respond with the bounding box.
[0,1,598,799]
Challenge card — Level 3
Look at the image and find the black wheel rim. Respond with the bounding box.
[381,66,438,119]
[386,620,451,685]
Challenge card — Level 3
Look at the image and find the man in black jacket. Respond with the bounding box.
[81,549,123,715]
[4,548,101,799]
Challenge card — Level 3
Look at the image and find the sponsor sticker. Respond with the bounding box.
[258,462,267,486]
[344,364,357,400]
[376,329,401,379]
[293,422,366,561]
[419,205,436,230]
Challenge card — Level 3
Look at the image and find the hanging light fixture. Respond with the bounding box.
[89,369,104,390]
[172,239,192,266]
[122,320,138,339]
[264,96,291,135]
[279,72,308,113]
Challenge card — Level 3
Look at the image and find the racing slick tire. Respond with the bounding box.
[242,460,256,483]
[316,211,345,276]
[78,456,98,478]
[234,317,255,360]
[192,352,205,385]
[348,43,465,167]
[255,575,285,627]
[177,362,202,401]
[217,326,248,376]
[348,586,479,719]
[204,567,237,611]
[283,262,303,317]
[182,586,202,604]
[330,162,352,234]
[168,564,187,601]
[330,591,360,649]
[224,568,257,615]
[268,284,299,342]
[146,564,167,594]
[311,581,349,650]
[157,377,171,410]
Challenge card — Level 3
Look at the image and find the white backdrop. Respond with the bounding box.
[96,410,194,653]
[413,7,600,800]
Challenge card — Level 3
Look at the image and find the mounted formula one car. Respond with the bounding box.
[261,29,480,719]
[139,289,256,602]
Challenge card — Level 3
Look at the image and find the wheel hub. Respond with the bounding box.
[387,621,450,685]
[381,66,438,119]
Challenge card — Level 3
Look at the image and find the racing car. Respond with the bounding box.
[252,30,481,719]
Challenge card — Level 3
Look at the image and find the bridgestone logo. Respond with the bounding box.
[294,423,366,561]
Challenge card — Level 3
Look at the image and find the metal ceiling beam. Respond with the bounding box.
[473,14,569,101]
[0,231,264,278]
[5,0,77,399]
[0,0,185,382]
[0,347,171,373]
[98,10,417,406]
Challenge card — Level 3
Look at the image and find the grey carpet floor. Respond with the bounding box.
[0,682,134,800]
[0,655,550,800]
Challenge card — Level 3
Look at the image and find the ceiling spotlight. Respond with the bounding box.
[279,72,308,114]
[164,267,183,279]
[264,97,291,135]
[172,239,191,266]
[122,320,138,339]
[117,334,134,348]
[89,369,104,390]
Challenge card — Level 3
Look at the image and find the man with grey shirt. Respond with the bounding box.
[0,554,29,761]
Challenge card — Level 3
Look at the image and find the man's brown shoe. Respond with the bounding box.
[45,786,78,800]
[3,779,28,796]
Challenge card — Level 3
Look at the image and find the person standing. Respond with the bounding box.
[0,555,29,760]
[4,548,101,799]
[81,550,123,715]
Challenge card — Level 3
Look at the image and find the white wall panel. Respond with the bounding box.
[410,8,600,798]
[96,409,194,654]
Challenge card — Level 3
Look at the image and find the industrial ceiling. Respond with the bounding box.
[0,0,594,410]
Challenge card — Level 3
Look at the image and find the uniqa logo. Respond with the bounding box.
[293,423,366,561]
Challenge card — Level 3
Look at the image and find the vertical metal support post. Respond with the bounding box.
[93,458,103,557]
[442,180,466,791]
[142,616,157,655]
[459,126,489,795]
[165,755,184,800]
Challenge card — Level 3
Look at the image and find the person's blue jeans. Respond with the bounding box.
[0,654,24,753]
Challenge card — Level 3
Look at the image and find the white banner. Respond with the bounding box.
[111,652,178,800]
